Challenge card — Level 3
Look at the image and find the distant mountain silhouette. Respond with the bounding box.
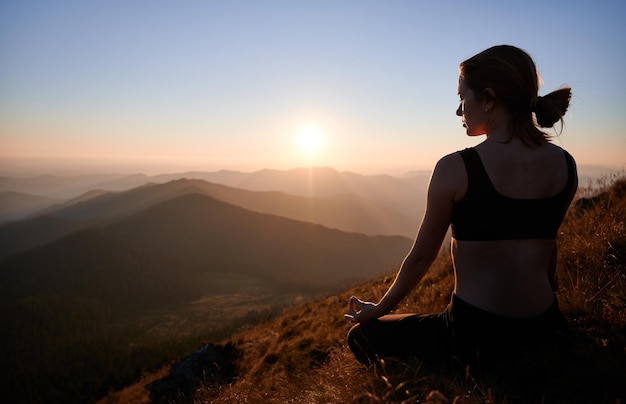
[1,164,617,202]
[0,169,429,246]
[188,167,429,219]
[0,167,430,217]
[1,193,411,311]
[0,177,417,260]
[0,191,59,223]
[0,173,148,198]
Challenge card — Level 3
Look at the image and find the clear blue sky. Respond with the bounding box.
[1,1,625,175]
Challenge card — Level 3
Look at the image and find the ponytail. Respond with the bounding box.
[533,87,572,129]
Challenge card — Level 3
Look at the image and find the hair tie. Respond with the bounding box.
[530,95,540,111]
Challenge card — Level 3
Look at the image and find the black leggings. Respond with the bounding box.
[347,294,568,367]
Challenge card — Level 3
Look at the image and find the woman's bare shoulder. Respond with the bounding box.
[431,151,467,202]
[436,150,466,169]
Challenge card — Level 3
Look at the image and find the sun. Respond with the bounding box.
[297,125,323,155]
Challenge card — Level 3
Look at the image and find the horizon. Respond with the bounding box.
[1,162,621,186]
[0,144,625,178]
[2,2,625,177]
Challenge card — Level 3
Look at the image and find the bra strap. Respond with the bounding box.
[459,147,491,194]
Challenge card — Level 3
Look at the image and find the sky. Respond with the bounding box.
[1,1,625,176]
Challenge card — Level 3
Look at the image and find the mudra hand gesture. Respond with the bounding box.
[344,296,382,324]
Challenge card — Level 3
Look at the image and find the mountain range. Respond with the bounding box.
[0,169,427,259]
[0,172,415,313]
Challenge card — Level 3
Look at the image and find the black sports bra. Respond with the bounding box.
[451,147,576,241]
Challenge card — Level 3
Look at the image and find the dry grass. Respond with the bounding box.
[98,368,169,404]
[558,176,626,328]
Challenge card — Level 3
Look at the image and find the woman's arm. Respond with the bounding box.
[346,153,463,323]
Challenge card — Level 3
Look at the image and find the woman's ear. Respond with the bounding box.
[483,88,496,110]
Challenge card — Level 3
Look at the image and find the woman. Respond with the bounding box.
[345,45,578,368]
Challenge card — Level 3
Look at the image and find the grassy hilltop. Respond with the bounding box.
[105,177,626,403]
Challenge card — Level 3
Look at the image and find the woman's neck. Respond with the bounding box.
[484,108,511,142]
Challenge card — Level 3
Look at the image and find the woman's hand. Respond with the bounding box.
[344,296,383,324]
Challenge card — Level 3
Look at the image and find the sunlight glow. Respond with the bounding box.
[297,126,323,155]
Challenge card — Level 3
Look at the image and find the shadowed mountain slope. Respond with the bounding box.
[1,193,411,310]
[104,193,411,288]
[0,229,196,309]
[0,215,93,261]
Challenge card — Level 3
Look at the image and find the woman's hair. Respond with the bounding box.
[459,45,571,146]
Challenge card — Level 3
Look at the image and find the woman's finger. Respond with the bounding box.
[349,296,361,314]
[345,296,361,323]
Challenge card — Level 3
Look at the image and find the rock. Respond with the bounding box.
[146,342,239,403]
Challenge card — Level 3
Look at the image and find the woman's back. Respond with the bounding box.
[451,139,576,317]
